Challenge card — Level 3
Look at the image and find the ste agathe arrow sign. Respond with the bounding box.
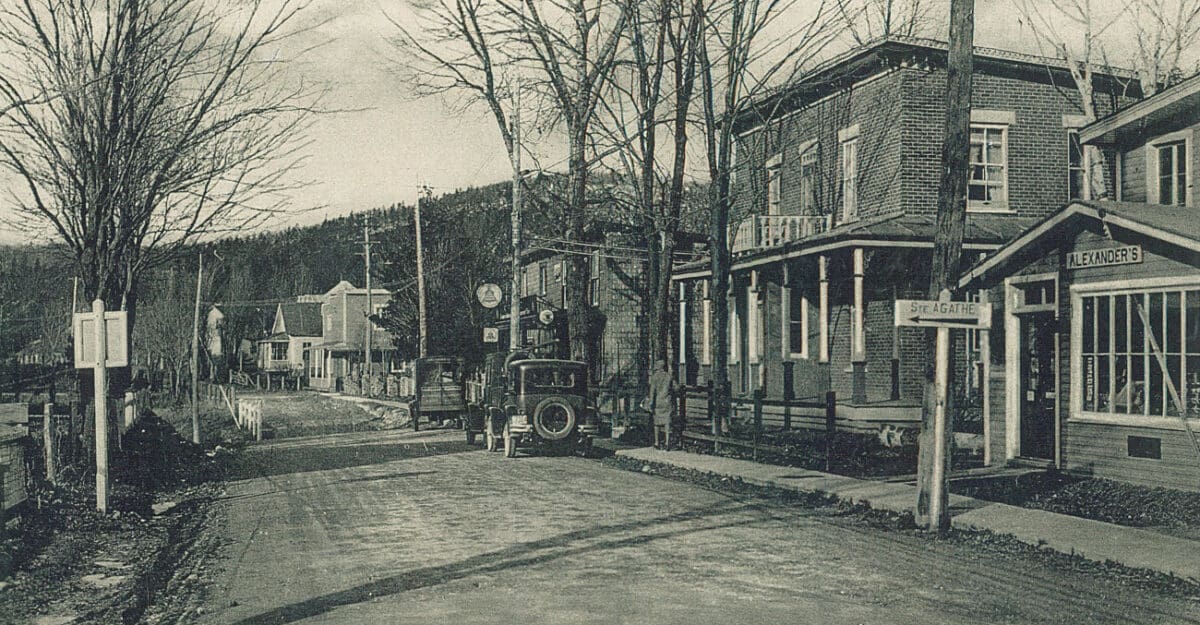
[894,299,991,329]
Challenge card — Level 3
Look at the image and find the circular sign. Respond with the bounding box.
[476,283,503,308]
[538,309,555,326]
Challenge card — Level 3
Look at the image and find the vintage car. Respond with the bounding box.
[413,356,466,431]
[462,351,507,445]
[477,357,599,457]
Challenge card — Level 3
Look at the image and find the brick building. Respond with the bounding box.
[673,36,1138,435]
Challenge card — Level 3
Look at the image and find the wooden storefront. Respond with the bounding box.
[962,201,1200,491]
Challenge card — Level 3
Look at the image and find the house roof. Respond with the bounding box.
[1080,72,1200,145]
[324,280,390,298]
[959,200,1200,288]
[279,302,322,337]
[671,211,1036,279]
[734,36,1138,133]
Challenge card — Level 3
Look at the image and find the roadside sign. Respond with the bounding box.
[894,299,991,330]
[476,283,503,308]
[73,310,128,368]
[482,327,499,343]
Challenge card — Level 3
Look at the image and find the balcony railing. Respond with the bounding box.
[730,214,832,254]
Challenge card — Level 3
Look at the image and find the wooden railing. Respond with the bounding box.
[730,214,832,254]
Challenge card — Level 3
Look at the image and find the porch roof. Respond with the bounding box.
[958,200,1200,289]
[671,211,1035,279]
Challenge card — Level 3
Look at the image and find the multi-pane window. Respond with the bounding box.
[800,145,818,215]
[1156,141,1187,206]
[1079,289,1200,418]
[841,138,858,221]
[766,154,782,215]
[538,263,548,295]
[271,342,287,361]
[969,125,1008,208]
[1068,130,1086,201]
[589,252,600,306]
[310,348,324,378]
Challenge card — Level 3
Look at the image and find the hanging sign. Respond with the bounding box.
[482,327,500,343]
[894,299,991,329]
[1066,245,1142,270]
[476,283,503,308]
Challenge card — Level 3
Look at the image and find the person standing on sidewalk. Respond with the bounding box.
[646,359,676,450]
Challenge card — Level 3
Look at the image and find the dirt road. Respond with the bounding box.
[192,429,1200,625]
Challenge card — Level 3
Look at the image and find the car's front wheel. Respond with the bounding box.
[503,422,516,458]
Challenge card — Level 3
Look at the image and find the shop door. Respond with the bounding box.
[1019,313,1057,460]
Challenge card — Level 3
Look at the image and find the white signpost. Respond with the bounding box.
[73,300,128,513]
[482,327,499,343]
[894,291,990,528]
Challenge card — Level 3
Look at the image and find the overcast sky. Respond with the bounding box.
[0,0,1151,243]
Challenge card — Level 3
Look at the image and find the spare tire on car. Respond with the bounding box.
[533,398,575,441]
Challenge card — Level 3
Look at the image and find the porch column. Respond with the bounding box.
[980,288,992,466]
[749,270,763,390]
[852,248,867,404]
[678,281,688,384]
[819,255,829,363]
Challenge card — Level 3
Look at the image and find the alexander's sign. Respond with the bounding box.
[1066,245,1143,270]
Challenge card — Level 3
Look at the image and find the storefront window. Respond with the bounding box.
[1080,289,1198,418]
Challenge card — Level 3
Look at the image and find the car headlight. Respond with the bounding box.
[511,414,528,426]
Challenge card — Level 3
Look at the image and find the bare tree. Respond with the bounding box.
[1130,0,1200,92]
[594,0,703,371]
[0,0,317,349]
[697,0,840,433]
[135,263,205,399]
[836,0,937,43]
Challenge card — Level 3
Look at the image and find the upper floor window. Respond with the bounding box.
[766,153,782,215]
[1156,140,1188,206]
[800,143,819,216]
[271,343,287,361]
[1068,130,1086,201]
[538,263,548,295]
[840,137,858,221]
[969,124,1008,210]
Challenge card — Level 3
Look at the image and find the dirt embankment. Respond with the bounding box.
[0,410,233,625]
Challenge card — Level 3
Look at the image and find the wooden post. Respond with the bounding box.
[930,320,952,530]
[43,402,55,485]
[918,0,974,533]
[818,255,829,363]
[825,390,837,472]
[92,299,109,514]
[191,253,203,444]
[415,190,429,359]
[752,388,763,461]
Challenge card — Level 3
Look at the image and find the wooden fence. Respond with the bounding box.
[678,384,838,466]
[235,399,263,441]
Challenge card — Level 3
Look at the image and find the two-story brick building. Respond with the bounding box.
[959,72,1200,490]
[674,36,1137,439]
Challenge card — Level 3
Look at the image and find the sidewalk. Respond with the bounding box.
[616,447,1200,584]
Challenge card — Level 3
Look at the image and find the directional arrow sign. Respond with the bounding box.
[894,299,991,329]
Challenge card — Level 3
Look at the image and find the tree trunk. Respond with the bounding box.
[566,133,594,373]
[916,0,974,532]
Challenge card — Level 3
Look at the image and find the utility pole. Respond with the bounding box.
[364,224,374,381]
[191,251,204,445]
[509,105,523,352]
[916,0,975,532]
[415,188,430,358]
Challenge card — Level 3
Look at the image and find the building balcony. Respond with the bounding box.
[731,214,832,254]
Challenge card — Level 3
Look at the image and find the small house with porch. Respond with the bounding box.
[959,73,1200,490]
[257,301,323,375]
